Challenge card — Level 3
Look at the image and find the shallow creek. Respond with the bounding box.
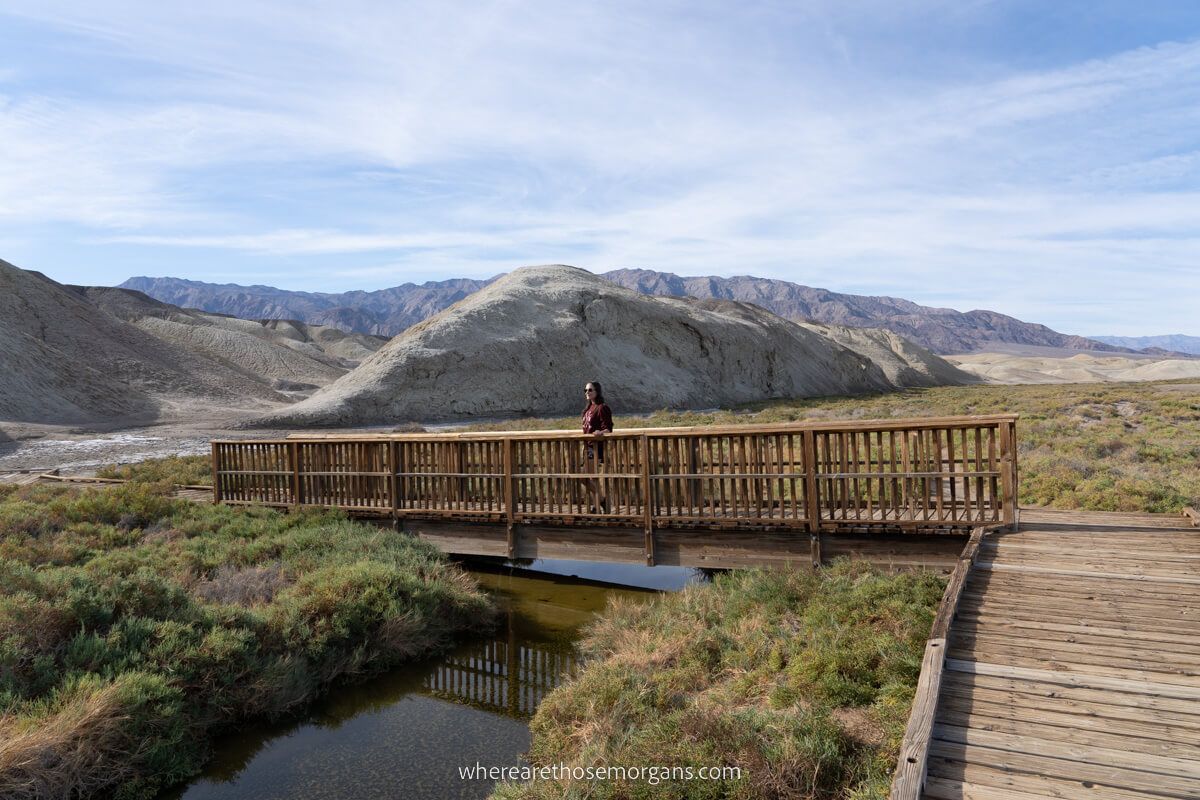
[160,561,701,800]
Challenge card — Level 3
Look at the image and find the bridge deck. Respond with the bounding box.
[918,508,1200,799]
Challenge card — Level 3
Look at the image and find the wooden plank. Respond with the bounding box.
[950,629,1200,670]
[941,671,1200,718]
[947,649,1200,689]
[977,561,1200,586]
[923,775,1077,800]
[961,582,1200,613]
[946,659,1200,701]
[957,618,1200,654]
[930,740,1200,796]
[980,547,1200,572]
[983,538,1200,560]
[949,615,1200,649]
[936,697,1200,753]
[934,724,1200,780]
[890,638,949,800]
[960,587,1200,619]
[956,606,1200,638]
[926,756,1193,800]
[966,569,1200,600]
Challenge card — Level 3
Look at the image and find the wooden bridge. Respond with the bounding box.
[211,414,1019,570]
[211,412,1200,798]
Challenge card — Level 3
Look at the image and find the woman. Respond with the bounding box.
[581,381,613,513]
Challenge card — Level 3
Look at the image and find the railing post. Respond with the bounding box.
[504,437,516,559]
[641,434,654,566]
[211,442,221,505]
[1010,419,1019,529]
[1000,420,1017,531]
[289,441,301,509]
[389,439,399,521]
[802,430,821,533]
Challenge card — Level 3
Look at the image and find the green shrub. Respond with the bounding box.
[495,563,942,800]
[0,482,494,799]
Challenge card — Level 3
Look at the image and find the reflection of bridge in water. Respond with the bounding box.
[422,632,577,719]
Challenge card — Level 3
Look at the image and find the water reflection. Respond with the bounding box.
[161,569,652,800]
[425,631,578,719]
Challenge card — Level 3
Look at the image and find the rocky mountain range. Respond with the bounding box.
[121,269,1132,355]
[120,275,492,338]
[602,270,1130,355]
[1090,334,1200,355]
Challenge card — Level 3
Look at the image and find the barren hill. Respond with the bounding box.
[73,287,385,387]
[796,322,978,387]
[947,351,1200,384]
[255,266,971,428]
[0,259,284,424]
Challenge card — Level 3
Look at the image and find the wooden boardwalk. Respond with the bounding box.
[894,508,1200,800]
[0,471,212,502]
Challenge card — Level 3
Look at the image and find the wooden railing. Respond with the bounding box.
[212,414,1018,533]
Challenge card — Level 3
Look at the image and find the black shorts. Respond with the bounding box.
[585,441,605,464]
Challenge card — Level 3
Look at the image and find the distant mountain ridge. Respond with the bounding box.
[602,269,1128,355]
[120,275,493,337]
[1090,334,1200,355]
[121,269,1129,355]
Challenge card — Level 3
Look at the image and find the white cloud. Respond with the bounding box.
[0,2,1198,334]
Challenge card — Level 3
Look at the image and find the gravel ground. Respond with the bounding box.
[0,410,475,475]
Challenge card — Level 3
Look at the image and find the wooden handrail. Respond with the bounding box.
[229,413,1020,443]
[890,527,988,800]
[212,415,1019,532]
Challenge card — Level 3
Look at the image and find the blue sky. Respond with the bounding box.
[1,1,1198,336]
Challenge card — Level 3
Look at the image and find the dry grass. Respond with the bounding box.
[192,562,291,606]
[493,564,943,800]
[0,673,184,800]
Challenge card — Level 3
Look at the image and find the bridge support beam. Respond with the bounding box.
[394,519,967,572]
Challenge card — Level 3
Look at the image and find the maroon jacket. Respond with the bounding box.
[582,402,613,434]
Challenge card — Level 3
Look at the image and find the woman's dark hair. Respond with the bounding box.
[585,381,605,405]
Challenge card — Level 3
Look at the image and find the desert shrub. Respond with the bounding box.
[97,455,212,486]
[0,482,493,799]
[494,563,942,800]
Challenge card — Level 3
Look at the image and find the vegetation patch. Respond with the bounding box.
[465,380,1200,514]
[0,482,493,800]
[96,454,212,486]
[493,563,943,800]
